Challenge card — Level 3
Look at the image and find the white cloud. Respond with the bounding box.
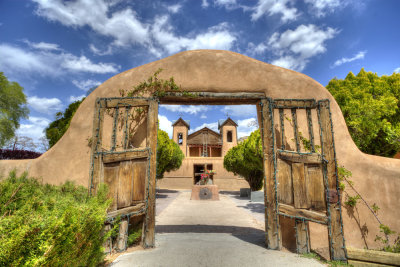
[0,43,119,78]
[215,0,237,8]
[190,122,219,134]
[151,17,236,55]
[200,114,207,119]
[237,118,258,138]
[24,40,61,51]
[161,105,210,115]
[202,0,209,8]
[222,105,257,118]
[167,4,182,13]
[267,24,338,71]
[247,42,268,56]
[331,50,366,68]
[394,67,400,73]
[72,79,101,91]
[33,0,150,48]
[69,95,86,103]
[28,96,63,115]
[305,0,342,17]
[16,116,51,142]
[89,44,113,56]
[158,115,173,138]
[251,0,299,22]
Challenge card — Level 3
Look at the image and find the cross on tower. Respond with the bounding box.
[179,112,184,118]
[225,112,230,118]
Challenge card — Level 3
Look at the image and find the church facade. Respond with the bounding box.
[158,117,250,190]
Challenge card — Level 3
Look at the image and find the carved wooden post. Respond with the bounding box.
[261,99,281,250]
[117,218,129,251]
[142,100,158,247]
[318,100,347,261]
[90,98,104,195]
[295,219,310,254]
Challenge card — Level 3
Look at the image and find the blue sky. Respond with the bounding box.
[1,0,400,148]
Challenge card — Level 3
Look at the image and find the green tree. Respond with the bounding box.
[224,130,264,191]
[0,72,29,147]
[326,69,400,157]
[156,129,184,179]
[45,99,84,148]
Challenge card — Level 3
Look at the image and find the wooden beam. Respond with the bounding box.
[100,98,150,108]
[347,247,400,266]
[89,99,104,195]
[277,150,323,164]
[273,99,317,109]
[278,203,328,224]
[107,203,145,219]
[102,150,149,163]
[318,99,346,261]
[295,219,310,254]
[160,92,265,105]
[261,99,281,250]
[142,100,158,248]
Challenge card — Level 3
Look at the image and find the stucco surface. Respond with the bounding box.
[1,50,399,250]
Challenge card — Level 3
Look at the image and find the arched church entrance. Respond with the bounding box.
[89,92,347,261]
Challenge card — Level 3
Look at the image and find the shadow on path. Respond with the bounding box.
[156,224,266,248]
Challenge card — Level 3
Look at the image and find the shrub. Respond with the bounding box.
[0,148,42,159]
[0,171,111,266]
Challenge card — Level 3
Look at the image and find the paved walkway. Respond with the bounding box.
[112,190,324,267]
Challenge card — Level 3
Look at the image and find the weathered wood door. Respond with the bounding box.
[89,97,158,248]
[260,98,347,261]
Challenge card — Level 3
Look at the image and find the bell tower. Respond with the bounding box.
[172,118,190,157]
[218,117,238,156]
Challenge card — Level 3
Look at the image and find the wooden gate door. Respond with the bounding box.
[89,97,158,248]
[260,98,347,261]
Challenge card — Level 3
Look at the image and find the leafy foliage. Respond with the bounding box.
[156,128,184,179]
[0,171,111,266]
[224,130,263,191]
[0,72,29,147]
[0,148,42,159]
[326,69,400,157]
[45,99,84,148]
[375,224,400,253]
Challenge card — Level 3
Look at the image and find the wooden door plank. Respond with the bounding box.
[273,99,317,109]
[261,99,281,250]
[277,159,293,205]
[90,99,104,195]
[295,220,310,254]
[318,99,346,261]
[102,150,149,163]
[278,203,328,224]
[117,161,133,209]
[132,159,146,202]
[104,163,119,211]
[292,163,308,209]
[305,165,326,211]
[277,150,323,164]
[142,100,158,248]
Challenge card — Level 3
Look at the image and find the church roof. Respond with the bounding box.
[218,117,238,130]
[172,117,190,130]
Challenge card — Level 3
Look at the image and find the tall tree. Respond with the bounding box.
[45,99,84,148]
[327,69,400,157]
[224,130,263,191]
[0,72,29,147]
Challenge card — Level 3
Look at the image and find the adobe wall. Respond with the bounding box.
[1,50,400,251]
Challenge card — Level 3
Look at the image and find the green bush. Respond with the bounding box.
[0,171,111,266]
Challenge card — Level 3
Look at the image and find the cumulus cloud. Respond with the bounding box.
[221,105,257,118]
[331,50,366,68]
[237,118,258,138]
[167,3,182,13]
[251,0,299,22]
[72,79,101,91]
[202,0,209,8]
[151,17,236,55]
[267,24,338,71]
[0,43,119,78]
[17,116,51,142]
[161,105,210,115]
[305,0,342,17]
[69,95,86,103]
[89,44,113,56]
[158,115,173,138]
[394,67,400,73]
[190,122,219,134]
[24,40,61,51]
[28,96,63,115]
[32,0,237,57]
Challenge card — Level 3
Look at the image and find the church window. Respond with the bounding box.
[227,131,232,142]
[178,133,183,145]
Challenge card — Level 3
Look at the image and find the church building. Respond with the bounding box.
[158,117,249,190]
